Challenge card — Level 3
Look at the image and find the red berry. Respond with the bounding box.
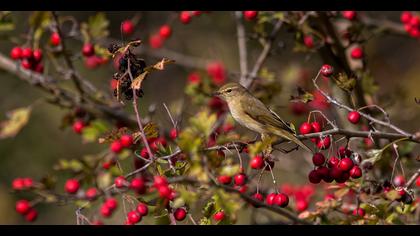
[120,134,133,148]
[34,63,44,73]
[252,193,264,202]
[149,34,163,49]
[274,193,289,207]
[342,11,357,20]
[295,200,309,212]
[100,205,112,217]
[187,72,201,84]
[130,177,146,194]
[192,11,201,16]
[401,11,412,24]
[352,208,365,217]
[266,193,277,205]
[335,171,350,183]
[174,208,187,221]
[393,175,406,187]
[329,167,343,180]
[316,136,331,150]
[303,35,314,48]
[207,62,226,86]
[65,179,80,194]
[158,185,172,199]
[121,20,134,35]
[349,166,362,179]
[22,178,33,188]
[311,122,322,133]
[10,46,23,60]
[105,198,118,210]
[409,27,420,38]
[21,59,32,70]
[31,49,42,62]
[136,203,148,216]
[347,111,361,124]
[218,175,232,185]
[308,170,321,184]
[320,64,334,77]
[169,128,178,140]
[337,146,352,158]
[154,175,168,187]
[328,156,340,168]
[114,176,127,188]
[12,178,25,190]
[22,48,33,59]
[299,122,313,135]
[139,147,149,159]
[312,153,326,166]
[213,211,225,221]
[410,16,420,26]
[85,187,98,200]
[236,185,248,193]
[350,47,363,59]
[316,166,329,179]
[250,155,264,169]
[179,11,192,24]
[25,209,38,222]
[416,176,420,187]
[234,174,247,186]
[339,158,354,172]
[50,32,61,46]
[243,11,258,21]
[72,120,85,134]
[82,43,95,57]
[110,140,123,153]
[16,200,31,214]
[159,25,172,39]
[127,211,141,224]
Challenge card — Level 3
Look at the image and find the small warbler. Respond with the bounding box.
[213,82,312,153]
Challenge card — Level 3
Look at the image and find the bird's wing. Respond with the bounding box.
[241,95,295,134]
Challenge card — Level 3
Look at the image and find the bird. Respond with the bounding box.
[212,82,312,153]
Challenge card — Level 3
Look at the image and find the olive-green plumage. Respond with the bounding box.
[214,82,312,153]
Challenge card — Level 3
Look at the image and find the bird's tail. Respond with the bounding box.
[270,128,313,153]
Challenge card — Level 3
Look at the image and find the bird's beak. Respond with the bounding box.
[212,91,221,96]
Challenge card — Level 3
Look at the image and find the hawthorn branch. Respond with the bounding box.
[405,168,420,189]
[168,176,311,225]
[312,72,415,137]
[242,19,283,89]
[235,11,248,82]
[127,59,155,160]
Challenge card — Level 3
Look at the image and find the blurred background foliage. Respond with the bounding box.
[0,11,419,224]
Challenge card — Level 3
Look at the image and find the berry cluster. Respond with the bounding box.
[299,121,331,150]
[109,45,146,100]
[307,148,362,184]
[251,191,289,208]
[12,177,33,191]
[401,11,420,38]
[217,172,248,193]
[110,134,134,153]
[10,46,44,73]
[15,200,37,222]
[82,43,108,69]
[206,62,226,86]
[179,11,203,25]
[281,184,316,212]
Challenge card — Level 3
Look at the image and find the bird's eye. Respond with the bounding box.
[226,89,232,93]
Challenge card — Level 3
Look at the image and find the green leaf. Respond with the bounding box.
[81,120,110,143]
[332,73,356,93]
[361,149,383,166]
[0,106,31,139]
[219,164,240,176]
[87,12,109,40]
[0,22,14,31]
[199,217,211,225]
[155,212,170,225]
[97,172,112,189]
[202,200,215,217]
[361,73,379,96]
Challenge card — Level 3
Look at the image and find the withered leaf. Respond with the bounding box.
[332,73,356,93]
[132,122,159,144]
[131,71,149,91]
[290,86,314,103]
[0,106,31,139]
[145,58,175,72]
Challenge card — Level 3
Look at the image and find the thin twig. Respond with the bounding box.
[235,11,248,83]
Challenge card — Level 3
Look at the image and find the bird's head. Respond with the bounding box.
[212,82,247,101]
